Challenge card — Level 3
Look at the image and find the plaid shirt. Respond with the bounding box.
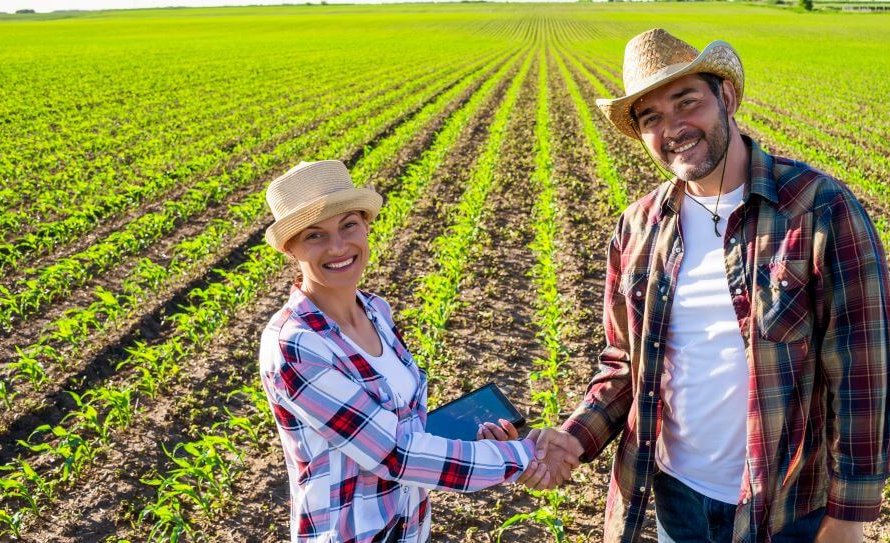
[563,137,890,543]
[260,288,534,543]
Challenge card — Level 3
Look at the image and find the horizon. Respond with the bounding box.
[3,0,569,15]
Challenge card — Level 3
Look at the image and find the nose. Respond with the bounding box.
[663,112,687,141]
[329,230,348,254]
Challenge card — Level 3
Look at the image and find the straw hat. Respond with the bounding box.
[265,160,382,254]
[596,28,744,139]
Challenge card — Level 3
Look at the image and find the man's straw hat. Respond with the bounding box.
[596,28,744,139]
[265,160,382,254]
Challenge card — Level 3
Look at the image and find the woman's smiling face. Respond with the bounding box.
[285,211,370,292]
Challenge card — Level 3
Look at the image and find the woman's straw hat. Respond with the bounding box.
[265,160,382,254]
[596,28,744,139]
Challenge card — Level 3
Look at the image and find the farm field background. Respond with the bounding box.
[1,2,889,541]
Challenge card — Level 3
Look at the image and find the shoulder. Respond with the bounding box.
[770,153,859,216]
[260,302,335,374]
[614,182,672,241]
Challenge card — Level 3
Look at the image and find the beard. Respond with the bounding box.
[657,103,730,182]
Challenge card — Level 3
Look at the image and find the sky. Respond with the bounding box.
[2,0,529,13]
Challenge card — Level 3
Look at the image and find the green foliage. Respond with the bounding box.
[401,53,534,388]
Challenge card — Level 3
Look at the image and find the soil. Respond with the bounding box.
[3,45,889,543]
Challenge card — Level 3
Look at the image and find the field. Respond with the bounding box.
[1,2,889,541]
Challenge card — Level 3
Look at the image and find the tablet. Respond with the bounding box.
[426,383,525,441]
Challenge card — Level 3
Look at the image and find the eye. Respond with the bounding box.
[343,221,358,229]
[680,98,697,108]
[640,114,658,128]
[304,232,323,241]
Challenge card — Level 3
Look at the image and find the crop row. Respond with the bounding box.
[401,53,533,391]
[1,52,510,414]
[0,60,368,221]
[367,53,523,267]
[496,50,573,543]
[0,49,524,539]
[0,59,480,332]
[0,242,283,539]
[552,48,628,213]
[0,59,470,274]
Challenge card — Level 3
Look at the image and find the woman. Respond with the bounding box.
[259,160,551,543]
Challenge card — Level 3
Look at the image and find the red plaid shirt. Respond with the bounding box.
[563,137,890,542]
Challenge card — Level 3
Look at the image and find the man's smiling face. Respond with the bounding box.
[633,74,730,182]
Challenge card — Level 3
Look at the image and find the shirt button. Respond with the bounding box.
[635,290,643,297]
[648,391,655,397]
[653,342,660,348]
[645,440,651,446]
[734,288,742,295]
[674,247,682,254]
[661,295,668,301]
[730,237,737,244]
[742,498,749,504]
[639,486,646,492]
[780,280,789,287]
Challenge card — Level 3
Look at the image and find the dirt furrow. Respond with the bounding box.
[0,64,452,286]
[363,58,525,311]
[29,262,293,543]
[23,53,524,543]
[0,63,496,441]
[548,51,659,543]
[423,56,547,543]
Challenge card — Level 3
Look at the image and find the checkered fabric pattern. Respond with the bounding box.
[260,288,534,543]
[562,137,890,543]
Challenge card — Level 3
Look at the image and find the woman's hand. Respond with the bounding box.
[476,419,519,441]
[476,420,552,487]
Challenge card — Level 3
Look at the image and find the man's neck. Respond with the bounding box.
[684,130,750,197]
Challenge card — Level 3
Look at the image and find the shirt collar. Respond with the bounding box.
[288,286,379,336]
[746,136,779,205]
[659,135,778,218]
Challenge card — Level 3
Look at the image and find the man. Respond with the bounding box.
[528,29,889,543]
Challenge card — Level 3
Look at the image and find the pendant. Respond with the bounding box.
[712,215,722,237]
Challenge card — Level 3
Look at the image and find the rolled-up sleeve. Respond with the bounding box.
[815,190,890,521]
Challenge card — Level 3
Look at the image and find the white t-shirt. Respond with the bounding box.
[655,182,749,504]
[343,330,418,406]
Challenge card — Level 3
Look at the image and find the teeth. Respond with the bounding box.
[326,256,355,269]
[673,140,697,153]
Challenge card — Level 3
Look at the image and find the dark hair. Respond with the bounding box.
[697,72,724,99]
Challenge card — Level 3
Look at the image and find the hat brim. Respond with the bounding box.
[265,187,383,254]
[596,40,744,139]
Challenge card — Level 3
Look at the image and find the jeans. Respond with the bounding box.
[653,471,825,543]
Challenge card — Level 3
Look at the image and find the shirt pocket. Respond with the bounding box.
[755,259,812,344]
[618,272,649,336]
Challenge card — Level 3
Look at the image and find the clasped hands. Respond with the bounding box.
[478,420,583,490]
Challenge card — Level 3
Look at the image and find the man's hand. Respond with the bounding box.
[518,428,584,490]
[814,517,863,543]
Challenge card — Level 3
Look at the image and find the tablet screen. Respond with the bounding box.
[426,383,525,441]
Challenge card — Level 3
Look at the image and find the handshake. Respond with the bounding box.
[477,420,584,490]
